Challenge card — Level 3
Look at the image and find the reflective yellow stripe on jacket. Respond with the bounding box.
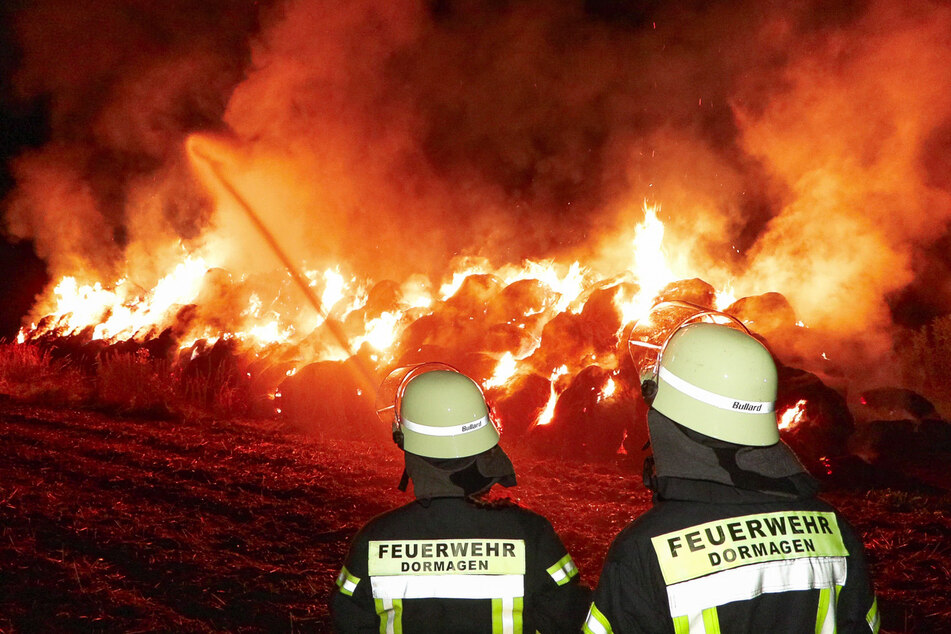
[582,603,613,634]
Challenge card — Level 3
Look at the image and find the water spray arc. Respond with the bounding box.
[186,138,379,397]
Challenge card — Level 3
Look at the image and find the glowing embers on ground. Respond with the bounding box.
[779,399,809,431]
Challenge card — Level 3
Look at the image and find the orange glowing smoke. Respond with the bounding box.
[5,1,950,463]
[7,1,951,415]
[12,132,840,440]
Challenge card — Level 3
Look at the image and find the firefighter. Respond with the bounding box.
[332,364,591,632]
[585,322,880,634]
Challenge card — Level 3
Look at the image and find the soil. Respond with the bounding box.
[0,398,948,633]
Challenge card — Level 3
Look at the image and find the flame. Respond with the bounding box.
[317,268,349,312]
[439,264,490,299]
[239,321,294,346]
[598,377,617,403]
[614,202,680,326]
[535,365,569,427]
[17,187,775,400]
[354,311,402,354]
[484,352,519,389]
[28,255,210,342]
[714,284,737,311]
[778,399,808,431]
[501,260,587,314]
[16,203,747,377]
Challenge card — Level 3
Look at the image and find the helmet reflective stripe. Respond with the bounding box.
[401,414,490,437]
[658,367,775,414]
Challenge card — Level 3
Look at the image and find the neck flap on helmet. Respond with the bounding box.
[402,444,517,502]
[645,408,814,499]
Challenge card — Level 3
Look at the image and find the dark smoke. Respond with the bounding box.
[3,0,262,278]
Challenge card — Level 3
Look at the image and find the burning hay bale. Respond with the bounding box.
[482,322,538,357]
[775,365,854,477]
[362,280,404,318]
[853,387,941,423]
[487,371,551,439]
[849,418,951,465]
[847,387,950,467]
[577,282,632,352]
[724,292,798,337]
[488,278,556,325]
[443,273,505,317]
[529,365,631,461]
[277,359,383,442]
[653,278,717,308]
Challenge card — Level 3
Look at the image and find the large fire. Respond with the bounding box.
[6,1,951,452]
[17,167,758,431]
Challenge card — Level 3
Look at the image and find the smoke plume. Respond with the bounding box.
[4,0,951,380]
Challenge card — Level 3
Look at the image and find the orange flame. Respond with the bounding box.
[778,399,808,431]
[18,183,769,395]
[535,365,569,427]
[484,352,519,390]
[598,377,617,403]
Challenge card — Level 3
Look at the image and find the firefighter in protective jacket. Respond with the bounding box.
[332,364,590,633]
[585,322,880,634]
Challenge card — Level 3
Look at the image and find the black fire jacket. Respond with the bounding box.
[332,496,591,633]
[584,477,880,634]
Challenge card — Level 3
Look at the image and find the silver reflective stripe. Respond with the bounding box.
[494,596,519,634]
[401,414,490,437]
[376,597,399,634]
[666,557,847,619]
[583,604,612,634]
[867,597,881,633]
[371,573,523,600]
[335,566,360,596]
[659,366,774,413]
[547,554,578,586]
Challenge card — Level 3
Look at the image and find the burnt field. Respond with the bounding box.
[0,399,949,633]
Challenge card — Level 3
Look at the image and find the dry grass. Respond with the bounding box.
[0,343,268,421]
[903,315,951,416]
[95,349,177,417]
[0,342,92,407]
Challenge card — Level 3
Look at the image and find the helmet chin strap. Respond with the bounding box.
[641,453,657,491]
[641,378,658,403]
[397,468,410,492]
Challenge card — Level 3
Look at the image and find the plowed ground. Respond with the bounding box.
[0,400,948,633]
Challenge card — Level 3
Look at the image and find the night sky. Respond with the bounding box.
[1,3,47,339]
